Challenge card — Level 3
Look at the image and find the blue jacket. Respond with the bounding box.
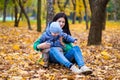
[38,23,76,49]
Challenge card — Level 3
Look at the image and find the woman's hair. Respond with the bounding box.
[52,12,71,35]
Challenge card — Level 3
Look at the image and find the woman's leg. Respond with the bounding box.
[65,46,85,67]
[49,47,73,68]
[65,46,92,75]
[49,47,86,74]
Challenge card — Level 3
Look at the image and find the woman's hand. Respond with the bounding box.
[37,42,50,49]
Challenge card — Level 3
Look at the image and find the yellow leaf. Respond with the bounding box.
[38,58,45,66]
[4,56,12,60]
[101,51,111,60]
[49,74,55,80]
[115,53,120,60]
[11,76,23,80]
[9,60,14,64]
[13,44,20,50]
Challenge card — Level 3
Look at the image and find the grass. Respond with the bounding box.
[0,20,120,30]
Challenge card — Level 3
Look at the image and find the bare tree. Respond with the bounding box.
[3,0,8,22]
[71,0,76,24]
[83,0,89,30]
[13,0,22,27]
[17,0,32,30]
[88,0,110,45]
[37,0,41,32]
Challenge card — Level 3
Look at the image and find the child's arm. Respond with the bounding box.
[61,33,77,43]
[59,36,65,46]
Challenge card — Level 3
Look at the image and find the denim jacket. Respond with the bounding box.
[36,25,76,49]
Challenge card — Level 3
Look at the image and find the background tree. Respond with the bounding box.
[46,0,54,25]
[37,0,41,32]
[88,0,110,45]
[13,0,21,27]
[112,0,117,21]
[83,0,89,29]
[107,0,120,21]
[57,0,69,12]
[71,0,76,24]
[76,0,84,23]
[3,0,8,22]
[17,0,32,30]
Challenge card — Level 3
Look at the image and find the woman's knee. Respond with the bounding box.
[72,46,82,53]
[73,46,80,50]
[50,47,56,51]
[50,47,60,54]
[50,47,56,53]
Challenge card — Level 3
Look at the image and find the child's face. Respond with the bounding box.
[51,32,59,37]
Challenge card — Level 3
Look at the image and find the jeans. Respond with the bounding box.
[49,46,85,68]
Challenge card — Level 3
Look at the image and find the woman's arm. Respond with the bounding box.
[37,42,50,49]
[33,37,50,51]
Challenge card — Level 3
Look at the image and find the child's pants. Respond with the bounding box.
[42,48,50,62]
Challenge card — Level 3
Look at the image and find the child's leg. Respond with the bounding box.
[41,48,50,67]
[65,46,92,75]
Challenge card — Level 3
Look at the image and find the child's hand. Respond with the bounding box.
[73,40,78,46]
[74,40,77,44]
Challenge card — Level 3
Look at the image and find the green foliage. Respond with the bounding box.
[107,1,114,13]
[107,0,120,20]
[0,0,5,10]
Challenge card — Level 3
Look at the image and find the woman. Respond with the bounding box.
[33,12,92,75]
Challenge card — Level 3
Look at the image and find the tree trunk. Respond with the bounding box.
[13,0,18,27]
[72,12,76,24]
[78,12,82,23]
[88,0,110,45]
[3,0,8,22]
[13,0,23,27]
[112,0,117,21]
[46,0,54,26]
[37,0,41,32]
[83,0,89,30]
[72,0,76,24]
[18,0,32,30]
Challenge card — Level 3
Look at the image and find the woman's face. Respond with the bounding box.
[56,17,65,28]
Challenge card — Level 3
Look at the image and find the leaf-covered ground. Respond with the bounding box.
[0,22,120,80]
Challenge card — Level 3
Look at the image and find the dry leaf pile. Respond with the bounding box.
[0,23,120,80]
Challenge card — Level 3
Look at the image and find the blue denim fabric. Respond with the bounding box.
[49,46,85,68]
[64,46,85,67]
[49,47,73,68]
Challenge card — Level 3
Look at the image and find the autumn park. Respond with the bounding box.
[0,0,120,80]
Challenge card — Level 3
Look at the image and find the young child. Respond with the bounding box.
[38,22,77,67]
